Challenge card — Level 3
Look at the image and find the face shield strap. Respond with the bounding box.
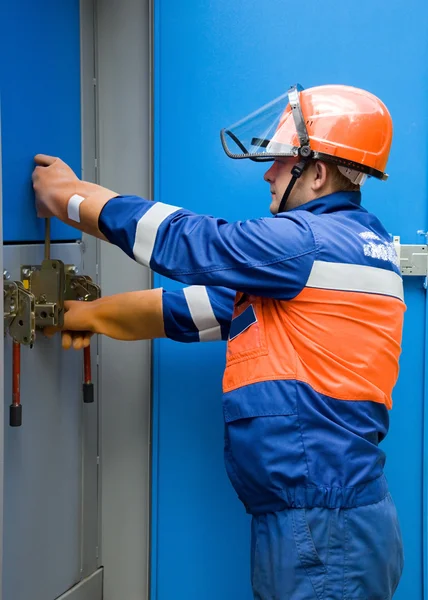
[288,84,311,148]
[276,85,315,213]
[277,159,310,214]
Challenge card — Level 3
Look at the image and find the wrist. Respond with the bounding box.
[75,181,103,201]
[54,181,97,220]
[83,299,104,335]
[90,297,114,337]
[79,186,119,238]
[62,182,119,238]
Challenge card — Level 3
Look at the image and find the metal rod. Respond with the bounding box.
[10,341,23,426]
[12,341,21,407]
[84,345,92,384]
[83,345,94,403]
[44,217,51,260]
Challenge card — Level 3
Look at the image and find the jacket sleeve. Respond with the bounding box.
[98,196,317,299]
[162,285,235,342]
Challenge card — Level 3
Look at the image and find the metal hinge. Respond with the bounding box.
[394,235,428,276]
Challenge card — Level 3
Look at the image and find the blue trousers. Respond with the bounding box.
[251,494,404,600]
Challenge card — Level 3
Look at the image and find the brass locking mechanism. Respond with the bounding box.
[21,259,66,330]
[4,219,101,426]
[20,263,100,325]
[4,275,35,346]
[3,273,35,428]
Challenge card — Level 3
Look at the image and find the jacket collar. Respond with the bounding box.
[281,191,363,216]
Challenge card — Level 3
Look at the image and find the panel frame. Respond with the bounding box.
[80,0,101,579]
[0,100,5,600]
[92,0,153,598]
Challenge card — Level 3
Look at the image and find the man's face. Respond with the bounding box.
[264,156,309,214]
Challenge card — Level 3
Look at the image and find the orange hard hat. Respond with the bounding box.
[221,84,393,181]
[272,84,392,179]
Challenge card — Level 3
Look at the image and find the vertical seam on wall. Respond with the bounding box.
[423,276,428,600]
[148,0,156,597]
[92,0,103,571]
[150,0,160,596]
[0,93,5,600]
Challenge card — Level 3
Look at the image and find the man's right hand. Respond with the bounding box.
[32,154,119,239]
[33,155,81,219]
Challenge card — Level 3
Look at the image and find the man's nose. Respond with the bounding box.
[264,163,275,182]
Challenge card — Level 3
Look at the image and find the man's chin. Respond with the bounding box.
[269,200,278,215]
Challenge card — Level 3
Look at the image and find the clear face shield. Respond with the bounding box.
[221,85,315,213]
[221,85,311,163]
[220,84,379,188]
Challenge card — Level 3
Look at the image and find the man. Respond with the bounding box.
[33,84,405,600]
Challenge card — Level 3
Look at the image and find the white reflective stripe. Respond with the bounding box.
[133,202,181,266]
[306,261,404,301]
[183,286,222,342]
[199,326,223,342]
[67,194,85,222]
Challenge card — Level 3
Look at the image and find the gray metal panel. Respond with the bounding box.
[96,0,152,598]
[80,0,100,579]
[81,383,100,578]
[97,244,151,598]
[56,568,103,600]
[0,103,5,600]
[2,244,85,600]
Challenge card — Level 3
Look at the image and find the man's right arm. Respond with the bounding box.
[55,285,235,349]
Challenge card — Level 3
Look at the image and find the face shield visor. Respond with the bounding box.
[221,85,312,163]
[220,84,385,185]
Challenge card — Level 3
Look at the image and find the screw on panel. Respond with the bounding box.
[3,270,10,280]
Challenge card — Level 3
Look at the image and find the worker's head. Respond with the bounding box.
[264,157,360,214]
[221,83,393,213]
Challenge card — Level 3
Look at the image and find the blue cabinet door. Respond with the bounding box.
[0,0,82,242]
[153,2,428,598]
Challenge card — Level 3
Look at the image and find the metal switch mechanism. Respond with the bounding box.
[4,219,100,427]
[64,267,100,405]
[4,276,36,346]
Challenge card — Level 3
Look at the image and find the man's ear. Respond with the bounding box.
[311,161,328,192]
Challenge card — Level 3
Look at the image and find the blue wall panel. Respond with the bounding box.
[154,1,428,598]
[383,279,426,599]
[0,1,82,242]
